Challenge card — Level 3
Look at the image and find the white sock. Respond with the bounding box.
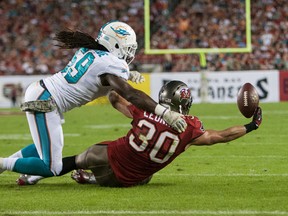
[0,158,3,169]
[2,158,18,171]
[9,150,23,158]
[0,151,23,174]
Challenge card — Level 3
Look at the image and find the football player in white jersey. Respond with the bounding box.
[0,20,187,185]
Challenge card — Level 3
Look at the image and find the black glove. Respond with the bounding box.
[244,107,262,133]
[252,107,262,128]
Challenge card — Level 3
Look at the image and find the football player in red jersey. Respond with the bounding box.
[58,80,262,187]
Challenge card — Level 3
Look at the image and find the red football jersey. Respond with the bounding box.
[107,105,205,186]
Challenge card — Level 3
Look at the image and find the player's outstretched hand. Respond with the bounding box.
[163,110,187,133]
[245,106,262,133]
[252,107,262,128]
[129,71,145,84]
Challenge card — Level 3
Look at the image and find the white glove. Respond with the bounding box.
[163,110,187,133]
[155,104,187,133]
[129,71,145,84]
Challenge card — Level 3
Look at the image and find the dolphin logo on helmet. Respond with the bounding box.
[111,26,131,38]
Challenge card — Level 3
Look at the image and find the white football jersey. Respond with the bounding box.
[43,48,129,113]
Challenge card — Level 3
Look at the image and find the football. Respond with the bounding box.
[237,83,259,118]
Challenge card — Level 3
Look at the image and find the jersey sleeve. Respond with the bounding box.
[97,53,130,81]
[127,104,141,117]
[186,116,205,139]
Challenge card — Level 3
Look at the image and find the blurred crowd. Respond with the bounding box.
[149,0,288,72]
[0,0,287,75]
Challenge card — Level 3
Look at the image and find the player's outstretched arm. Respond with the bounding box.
[108,90,133,118]
[190,107,262,146]
[103,74,187,133]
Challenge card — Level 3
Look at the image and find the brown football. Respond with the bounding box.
[237,83,259,118]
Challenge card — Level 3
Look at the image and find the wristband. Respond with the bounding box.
[244,122,258,133]
[155,104,168,117]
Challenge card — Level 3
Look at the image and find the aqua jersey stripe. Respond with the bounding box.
[38,89,51,100]
[35,112,52,167]
[35,89,53,172]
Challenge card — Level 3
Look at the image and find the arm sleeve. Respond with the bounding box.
[97,57,130,81]
[186,116,206,139]
[127,104,143,119]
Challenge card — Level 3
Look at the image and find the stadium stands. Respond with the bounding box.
[0,0,287,75]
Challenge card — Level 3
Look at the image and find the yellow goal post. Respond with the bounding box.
[144,0,252,102]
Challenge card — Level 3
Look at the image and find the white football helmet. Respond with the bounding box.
[97,21,138,65]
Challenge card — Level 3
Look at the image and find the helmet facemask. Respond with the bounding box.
[121,44,137,65]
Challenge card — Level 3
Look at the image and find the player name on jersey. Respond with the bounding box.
[143,111,168,126]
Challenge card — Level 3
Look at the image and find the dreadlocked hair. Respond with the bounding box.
[54,29,108,51]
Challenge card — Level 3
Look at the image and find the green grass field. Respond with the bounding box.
[0,102,287,216]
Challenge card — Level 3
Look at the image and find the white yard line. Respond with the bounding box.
[85,123,130,129]
[0,133,80,140]
[3,210,288,215]
[156,173,288,177]
[182,155,288,159]
[1,173,288,177]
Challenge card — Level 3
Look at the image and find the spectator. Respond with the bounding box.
[0,0,287,74]
[146,0,287,72]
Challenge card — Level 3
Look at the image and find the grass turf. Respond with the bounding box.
[0,102,287,216]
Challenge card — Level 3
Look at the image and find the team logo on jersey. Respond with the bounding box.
[179,88,191,101]
[111,26,130,38]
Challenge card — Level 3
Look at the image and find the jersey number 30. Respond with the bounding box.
[129,119,180,164]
